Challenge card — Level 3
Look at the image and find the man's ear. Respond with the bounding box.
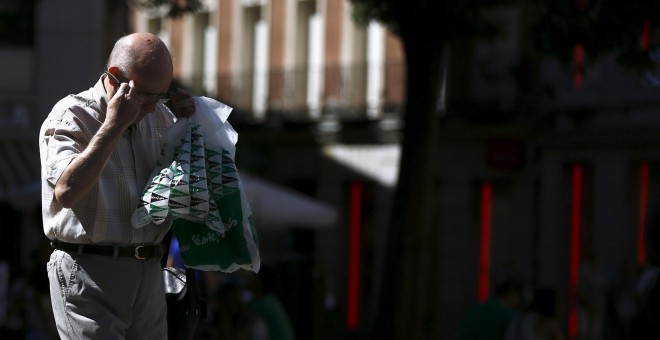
[104,66,125,91]
[107,66,122,78]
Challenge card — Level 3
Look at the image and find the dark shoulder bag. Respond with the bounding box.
[161,230,206,340]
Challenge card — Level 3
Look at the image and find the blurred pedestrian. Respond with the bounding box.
[609,259,643,339]
[576,249,609,340]
[247,266,296,340]
[504,288,564,340]
[630,212,660,339]
[459,279,523,340]
[209,280,268,340]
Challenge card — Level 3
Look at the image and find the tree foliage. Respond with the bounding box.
[531,0,660,74]
[130,0,204,18]
[351,0,511,42]
[353,0,660,75]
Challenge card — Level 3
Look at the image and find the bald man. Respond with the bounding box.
[39,32,195,339]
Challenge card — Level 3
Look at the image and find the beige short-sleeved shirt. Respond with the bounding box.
[39,77,175,245]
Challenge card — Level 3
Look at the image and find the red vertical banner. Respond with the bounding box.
[573,0,586,90]
[568,164,584,340]
[478,182,493,303]
[641,20,651,51]
[573,43,585,90]
[346,181,363,330]
[639,162,650,266]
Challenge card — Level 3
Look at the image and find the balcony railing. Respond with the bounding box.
[179,61,406,123]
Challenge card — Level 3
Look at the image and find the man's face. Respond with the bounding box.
[105,63,173,121]
[122,68,172,120]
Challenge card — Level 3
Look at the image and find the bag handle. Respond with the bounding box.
[161,227,174,268]
[185,268,203,316]
[163,227,205,317]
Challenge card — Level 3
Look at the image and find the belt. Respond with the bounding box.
[51,240,164,260]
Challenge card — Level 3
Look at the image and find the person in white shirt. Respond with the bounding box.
[39,32,195,339]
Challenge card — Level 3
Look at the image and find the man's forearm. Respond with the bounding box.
[54,123,124,208]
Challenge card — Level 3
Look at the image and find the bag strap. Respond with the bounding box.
[163,227,206,317]
[161,227,174,268]
[185,268,206,317]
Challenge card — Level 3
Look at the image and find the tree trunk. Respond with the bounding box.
[369,16,445,340]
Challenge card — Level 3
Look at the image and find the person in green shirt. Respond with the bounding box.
[248,267,296,340]
[459,280,523,340]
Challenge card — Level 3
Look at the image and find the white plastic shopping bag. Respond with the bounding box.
[132,97,260,272]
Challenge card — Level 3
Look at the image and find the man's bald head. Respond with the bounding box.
[107,32,173,80]
[104,32,174,117]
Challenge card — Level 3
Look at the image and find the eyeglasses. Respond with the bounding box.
[103,68,169,102]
